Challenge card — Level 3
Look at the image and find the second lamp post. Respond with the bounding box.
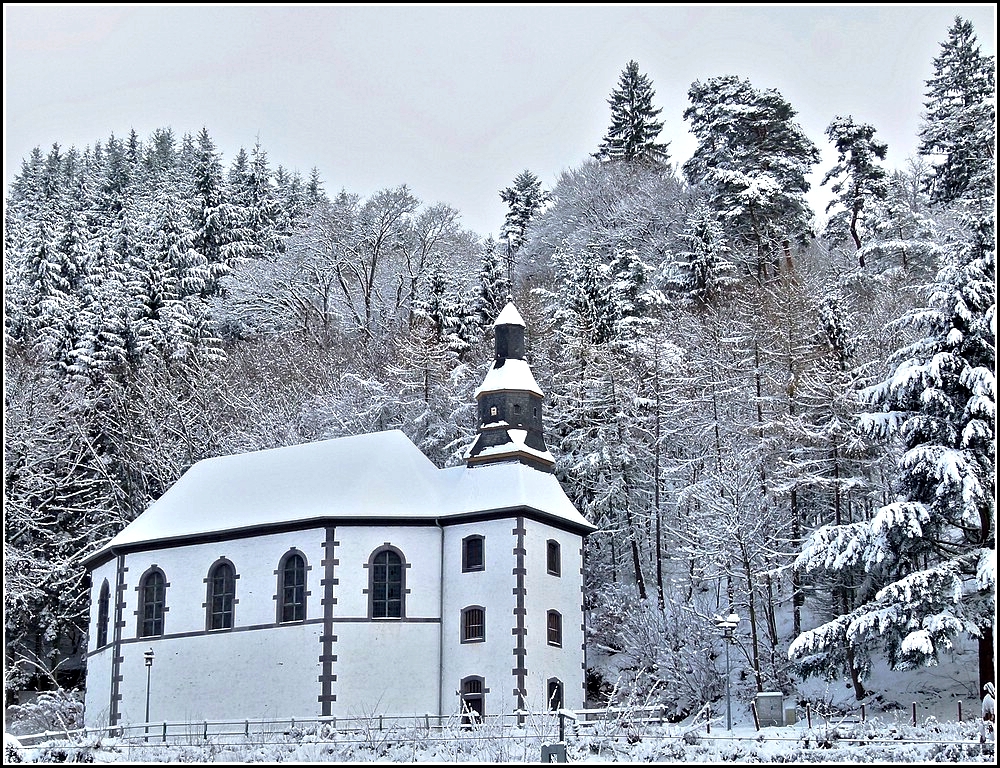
[714,613,740,730]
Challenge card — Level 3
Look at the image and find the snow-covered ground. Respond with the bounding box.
[6,713,995,764]
[6,636,994,763]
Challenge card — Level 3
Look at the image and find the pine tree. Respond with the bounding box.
[821,116,889,262]
[683,75,820,279]
[594,60,671,165]
[918,16,996,206]
[499,170,548,260]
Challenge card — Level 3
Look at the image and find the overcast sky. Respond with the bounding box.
[4,4,996,238]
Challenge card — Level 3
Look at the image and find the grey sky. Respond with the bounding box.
[4,4,996,238]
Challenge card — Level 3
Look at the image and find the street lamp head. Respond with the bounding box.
[727,613,740,626]
[144,648,154,667]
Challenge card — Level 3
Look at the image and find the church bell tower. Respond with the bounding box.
[465,300,554,472]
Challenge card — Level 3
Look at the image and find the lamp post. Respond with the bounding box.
[714,613,740,731]
[143,649,154,740]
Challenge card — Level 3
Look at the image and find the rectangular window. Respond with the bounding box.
[462,536,484,572]
[462,607,485,642]
[547,611,562,647]
[547,540,561,576]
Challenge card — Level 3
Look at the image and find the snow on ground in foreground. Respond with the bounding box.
[8,640,994,763]
[7,716,996,764]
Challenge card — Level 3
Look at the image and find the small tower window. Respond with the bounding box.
[490,406,498,417]
[462,535,485,572]
[96,580,110,648]
[547,540,561,576]
[513,404,521,415]
[547,610,562,647]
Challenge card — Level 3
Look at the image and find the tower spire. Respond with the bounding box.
[465,299,554,471]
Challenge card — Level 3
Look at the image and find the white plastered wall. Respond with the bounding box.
[91,529,327,726]
[440,518,518,719]
[522,520,586,712]
[329,525,442,717]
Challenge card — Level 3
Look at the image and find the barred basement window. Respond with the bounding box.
[461,606,485,643]
[461,676,485,725]
[547,678,564,711]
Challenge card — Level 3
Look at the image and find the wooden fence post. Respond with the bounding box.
[911,702,917,727]
[751,702,760,731]
[805,703,812,728]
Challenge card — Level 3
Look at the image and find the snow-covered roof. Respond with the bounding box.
[474,359,544,398]
[493,301,525,327]
[464,428,555,466]
[90,430,592,560]
[437,461,587,527]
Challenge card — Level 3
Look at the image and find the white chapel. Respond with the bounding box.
[82,301,595,728]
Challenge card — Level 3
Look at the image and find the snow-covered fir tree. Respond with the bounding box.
[789,214,996,698]
[499,169,549,259]
[917,16,996,206]
[594,60,671,165]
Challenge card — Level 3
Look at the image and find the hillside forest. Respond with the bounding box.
[3,16,995,718]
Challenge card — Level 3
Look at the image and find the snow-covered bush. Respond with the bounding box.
[587,581,721,718]
[5,689,84,737]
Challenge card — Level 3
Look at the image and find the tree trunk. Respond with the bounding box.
[980,626,995,700]
[741,543,764,692]
[791,487,802,637]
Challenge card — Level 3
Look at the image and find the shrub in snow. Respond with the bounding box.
[5,689,83,737]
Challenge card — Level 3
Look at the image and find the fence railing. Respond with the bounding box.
[9,701,992,751]
[9,705,669,748]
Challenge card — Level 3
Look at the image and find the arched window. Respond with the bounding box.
[138,569,166,638]
[460,676,485,725]
[369,547,405,618]
[546,539,561,576]
[546,610,562,647]
[462,535,484,572]
[96,580,110,648]
[461,606,486,643]
[547,678,564,711]
[278,552,307,623]
[207,560,236,630]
